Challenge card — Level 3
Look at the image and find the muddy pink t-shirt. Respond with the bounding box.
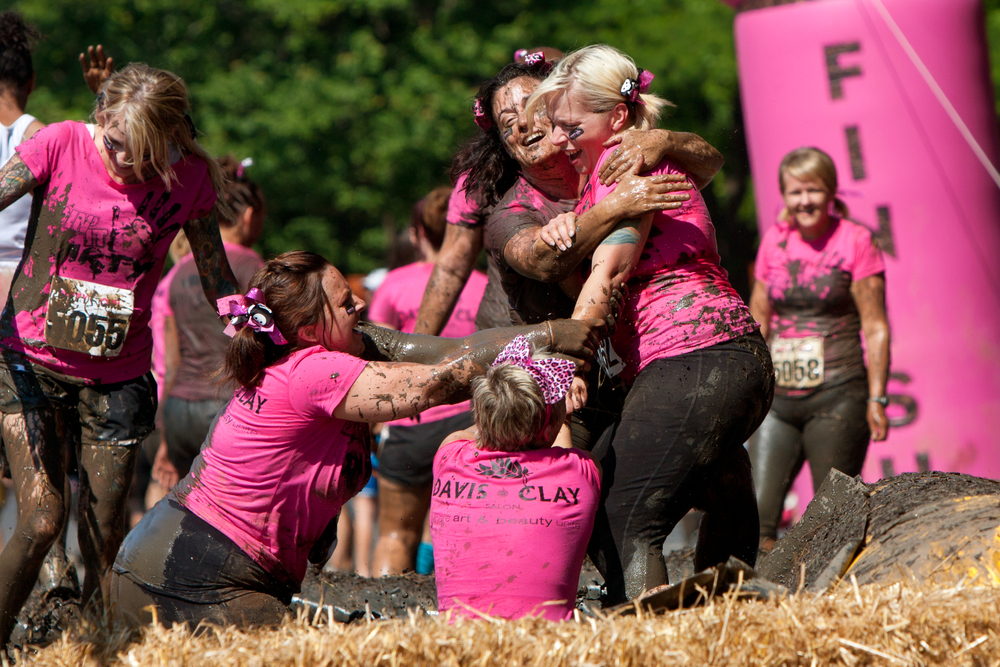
[447,173,485,227]
[755,216,885,396]
[577,147,758,383]
[150,264,181,400]
[7,121,216,383]
[368,261,486,426]
[430,439,600,621]
[174,346,370,586]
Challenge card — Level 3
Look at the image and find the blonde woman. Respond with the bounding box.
[0,63,239,645]
[525,45,774,602]
[430,336,600,620]
[748,147,889,553]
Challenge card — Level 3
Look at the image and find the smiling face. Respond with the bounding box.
[781,173,833,237]
[302,267,366,355]
[546,85,623,175]
[492,76,563,170]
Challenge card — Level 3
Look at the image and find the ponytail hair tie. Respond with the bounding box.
[237,157,253,179]
[473,98,492,130]
[620,69,655,105]
[217,287,288,345]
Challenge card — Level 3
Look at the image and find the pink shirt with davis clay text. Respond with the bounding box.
[577,146,758,382]
[8,121,217,383]
[368,261,486,426]
[430,438,600,621]
[174,346,370,586]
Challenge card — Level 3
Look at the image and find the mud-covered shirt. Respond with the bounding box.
[174,346,370,586]
[430,438,599,620]
[577,147,759,383]
[754,216,885,397]
[484,177,578,325]
[7,121,216,384]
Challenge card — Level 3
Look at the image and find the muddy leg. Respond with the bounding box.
[747,411,805,543]
[0,410,69,647]
[694,445,760,571]
[76,444,138,609]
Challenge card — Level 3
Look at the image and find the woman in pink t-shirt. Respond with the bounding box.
[110,251,599,629]
[747,147,890,552]
[0,63,240,645]
[525,45,774,602]
[431,336,599,621]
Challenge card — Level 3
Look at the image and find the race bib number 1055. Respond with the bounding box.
[771,336,824,389]
[45,276,134,357]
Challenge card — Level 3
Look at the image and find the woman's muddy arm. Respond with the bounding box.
[413,223,484,335]
[748,280,773,341]
[504,161,690,284]
[184,208,240,309]
[571,214,652,322]
[598,130,723,190]
[358,319,601,368]
[852,273,890,441]
[0,156,38,213]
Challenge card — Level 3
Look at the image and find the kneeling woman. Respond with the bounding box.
[111,251,597,628]
[431,336,599,620]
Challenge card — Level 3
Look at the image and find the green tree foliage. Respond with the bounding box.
[16,0,755,279]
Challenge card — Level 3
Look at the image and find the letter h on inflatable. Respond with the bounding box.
[723,0,1000,509]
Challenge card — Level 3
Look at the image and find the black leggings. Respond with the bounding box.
[595,333,774,602]
[747,377,870,541]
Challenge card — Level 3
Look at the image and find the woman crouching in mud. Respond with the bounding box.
[111,251,600,628]
[525,44,775,602]
[0,63,239,647]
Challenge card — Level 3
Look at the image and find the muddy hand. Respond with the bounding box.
[152,438,179,492]
[80,45,115,94]
[599,128,646,184]
[540,212,578,251]
[606,286,628,333]
[610,157,693,218]
[868,402,889,441]
[547,318,604,361]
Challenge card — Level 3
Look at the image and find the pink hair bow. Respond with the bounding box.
[522,51,553,73]
[492,335,576,405]
[620,69,655,104]
[217,287,288,345]
[473,98,492,130]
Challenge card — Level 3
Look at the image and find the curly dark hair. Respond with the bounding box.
[451,61,552,207]
[0,11,39,92]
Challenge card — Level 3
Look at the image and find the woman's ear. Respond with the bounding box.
[298,323,319,345]
[610,102,631,133]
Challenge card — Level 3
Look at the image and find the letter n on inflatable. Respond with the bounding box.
[731,0,1000,505]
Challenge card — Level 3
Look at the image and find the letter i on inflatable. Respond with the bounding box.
[721,0,1000,513]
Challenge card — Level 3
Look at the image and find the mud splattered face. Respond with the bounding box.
[547,85,616,175]
[492,77,561,170]
[781,173,833,237]
[98,117,151,183]
[307,267,366,355]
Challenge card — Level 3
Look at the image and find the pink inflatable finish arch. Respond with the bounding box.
[727,0,1000,504]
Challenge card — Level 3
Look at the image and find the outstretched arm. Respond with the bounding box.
[0,156,38,213]
[598,129,723,190]
[413,223,484,335]
[184,208,239,309]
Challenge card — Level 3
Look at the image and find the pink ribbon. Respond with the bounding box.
[620,69,655,104]
[473,98,492,130]
[492,336,576,405]
[217,287,288,345]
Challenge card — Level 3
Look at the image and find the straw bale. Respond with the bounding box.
[21,581,1000,666]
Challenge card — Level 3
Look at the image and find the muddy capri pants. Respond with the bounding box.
[748,376,870,541]
[596,333,774,603]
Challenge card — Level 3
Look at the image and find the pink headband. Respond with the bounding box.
[620,69,655,105]
[492,336,575,405]
[217,288,288,345]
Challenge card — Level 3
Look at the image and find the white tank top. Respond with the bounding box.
[0,114,38,262]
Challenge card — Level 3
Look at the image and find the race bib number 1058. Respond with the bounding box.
[771,336,824,389]
[45,276,134,357]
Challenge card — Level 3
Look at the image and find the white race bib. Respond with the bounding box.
[45,276,134,357]
[771,336,824,389]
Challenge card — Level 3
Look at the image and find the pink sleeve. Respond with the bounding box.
[287,351,368,418]
[15,122,68,183]
[446,173,482,227]
[367,280,399,329]
[188,163,218,220]
[850,225,886,282]
[753,227,778,284]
